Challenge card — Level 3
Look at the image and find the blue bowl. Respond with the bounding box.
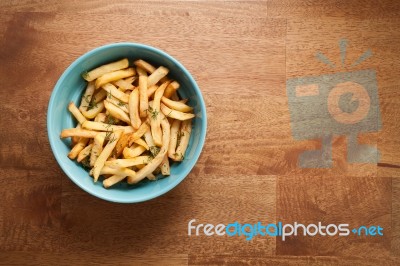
[47,43,207,203]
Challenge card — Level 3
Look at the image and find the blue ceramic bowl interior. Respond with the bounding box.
[47,43,207,203]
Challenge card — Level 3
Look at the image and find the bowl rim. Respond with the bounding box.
[47,42,207,203]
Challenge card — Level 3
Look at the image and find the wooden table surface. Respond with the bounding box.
[1,1,400,265]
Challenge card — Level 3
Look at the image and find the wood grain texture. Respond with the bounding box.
[60,174,276,256]
[189,255,400,266]
[276,175,391,257]
[1,0,400,265]
[393,178,400,257]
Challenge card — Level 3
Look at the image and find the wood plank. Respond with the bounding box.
[0,1,267,17]
[268,0,400,19]
[276,175,391,257]
[0,252,187,266]
[60,174,276,256]
[0,169,61,251]
[189,254,400,265]
[393,178,400,257]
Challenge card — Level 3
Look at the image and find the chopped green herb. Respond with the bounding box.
[176,131,184,147]
[149,146,160,157]
[81,157,91,169]
[118,100,127,107]
[105,115,117,125]
[147,106,159,120]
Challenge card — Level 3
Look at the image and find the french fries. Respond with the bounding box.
[128,88,141,129]
[77,143,93,162]
[103,175,126,188]
[161,96,193,113]
[174,119,192,161]
[123,145,147,158]
[113,77,135,91]
[168,119,181,160]
[79,81,95,111]
[160,103,195,120]
[68,138,89,159]
[61,58,196,188]
[138,67,149,118]
[93,130,123,181]
[147,66,169,87]
[60,128,98,138]
[68,102,87,124]
[82,121,133,133]
[102,83,129,103]
[95,68,135,89]
[83,58,129,82]
[150,81,169,146]
[104,156,148,168]
[164,81,180,98]
[104,100,131,124]
[90,132,106,166]
[127,113,170,184]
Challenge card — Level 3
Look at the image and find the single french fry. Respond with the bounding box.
[94,113,107,123]
[104,156,149,168]
[79,81,95,111]
[71,124,81,146]
[160,103,195,120]
[103,175,126,188]
[175,119,192,161]
[160,155,170,175]
[81,101,105,119]
[90,132,106,167]
[81,88,108,118]
[100,166,136,178]
[143,127,156,148]
[60,128,98,138]
[123,145,147,158]
[95,67,135,89]
[77,143,93,162]
[124,76,136,85]
[104,100,131,124]
[163,81,180,98]
[147,66,169,87]
[92,88,108,102]
[83,58,129,82]
[128,113,170,184]
[133,138,149,150]
[128,122,149,146]
[68,138,89,159]
[138,70,148,117]
[93,130,123,181]
[114,132,132,158]
[134,59,156,73]
[150,81,169,146]
[128,88,141,129]
[102,83,129,103]
[68,102,87,124]
[147,85,158,99]
[161,96,193,112]
[106,95,129,113]
[168,119,181,160]
[147,173,156,180]
[82,121,133,133]
[113,77,135,91]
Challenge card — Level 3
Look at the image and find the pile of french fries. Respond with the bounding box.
[60,58,194,188]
